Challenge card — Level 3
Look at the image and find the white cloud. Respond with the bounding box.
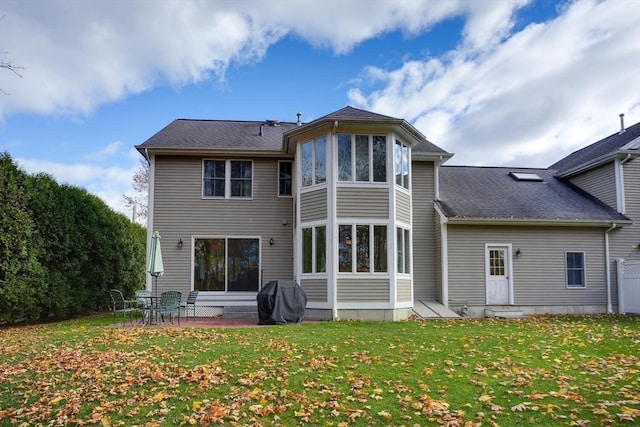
[0,0,497,119]
[83,140,122,161]
[348,0,640,167]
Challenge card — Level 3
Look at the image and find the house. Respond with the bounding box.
[136,107,639,319]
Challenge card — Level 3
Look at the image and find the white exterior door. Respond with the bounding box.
[486,245,513,305]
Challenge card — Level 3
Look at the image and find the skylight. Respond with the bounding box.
[509,172,543,182]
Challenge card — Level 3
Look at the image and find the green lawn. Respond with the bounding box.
[0,314,638,426]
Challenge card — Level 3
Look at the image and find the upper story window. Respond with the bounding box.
[566,252,586,288]
[338,134,386,183]
[278,161,293,197]
[203,159,252,199]
[301,137,326,187]
[395,141,410,189]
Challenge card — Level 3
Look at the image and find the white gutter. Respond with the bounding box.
[605,223,617,314]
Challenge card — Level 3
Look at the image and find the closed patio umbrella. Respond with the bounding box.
[148,231,164,301]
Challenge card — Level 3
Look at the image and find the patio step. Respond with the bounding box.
[223,305,258,319]
[485,309,525,319]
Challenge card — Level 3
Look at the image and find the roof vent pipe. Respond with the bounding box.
[619,113,626,134]
[259,125,263,136]
[296,112,302,126]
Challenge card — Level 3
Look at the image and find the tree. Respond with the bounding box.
[123,158,149,224]
[1,52,24,95]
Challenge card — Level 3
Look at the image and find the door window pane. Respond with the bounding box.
[194,238,225,291]
[227,238,259,291]
[194,238,259,292]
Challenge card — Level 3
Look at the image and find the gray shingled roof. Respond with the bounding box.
[550,121,640,174]
[137,119,298,152]
[437,166,630,224]
[300,106,449,156]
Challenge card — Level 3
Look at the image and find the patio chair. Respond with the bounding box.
[154,291,182,325]
[135,290,152,324]
[182,290,199,321]
[109,289,137,326]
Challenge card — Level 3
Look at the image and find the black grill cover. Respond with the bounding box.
[257,280,307,325]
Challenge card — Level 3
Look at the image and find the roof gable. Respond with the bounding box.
[550,121,640,175]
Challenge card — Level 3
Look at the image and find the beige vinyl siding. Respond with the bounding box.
[397,278,412,302]
[300,189,327,222]
[152,155,294,296]
[447,225,608,306]
[411,161,438,300]
[395,190,411,223]
[336,187,388,218]
[299,278,328,302]
[337,278,390,302]
[610,158,640,306]
[569,162,616,208]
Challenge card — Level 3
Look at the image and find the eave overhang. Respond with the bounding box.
[283,117,429,154]
[439,217,631,227]
[555,149,640,178]
[135,145,293,159]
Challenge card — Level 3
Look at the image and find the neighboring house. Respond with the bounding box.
[136,107,639,319]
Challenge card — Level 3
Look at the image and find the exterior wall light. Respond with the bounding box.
[178,238,183,249]
[269,238,275,246]
[515,248,522,257]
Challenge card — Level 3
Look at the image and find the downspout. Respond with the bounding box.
[605,224,617,314]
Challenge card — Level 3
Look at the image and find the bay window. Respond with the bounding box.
[339,224,387,273]
[302,226,326,274]
[301,137,326,187]
[395,141,410,189]
[338,134,387,183]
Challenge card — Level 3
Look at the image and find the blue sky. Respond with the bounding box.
[1,0,639,219]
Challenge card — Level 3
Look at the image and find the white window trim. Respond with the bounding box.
[565,251,587,289]
[191,235,262,294]
[277,160,294,198]
[202,159,254,200]
[337,134,388,184]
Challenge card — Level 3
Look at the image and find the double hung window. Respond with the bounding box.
[566,252,585,288]
[278,161,293,196]
[203,160,252,198]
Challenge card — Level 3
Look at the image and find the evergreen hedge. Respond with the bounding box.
[0,152,146,323]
